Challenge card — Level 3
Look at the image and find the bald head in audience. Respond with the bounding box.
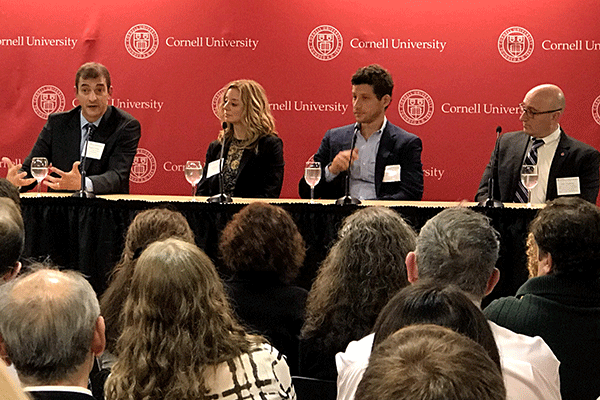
[0,268,105,392]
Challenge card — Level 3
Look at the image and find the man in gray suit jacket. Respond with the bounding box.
[476,84,599,204]
[299,64,423,201]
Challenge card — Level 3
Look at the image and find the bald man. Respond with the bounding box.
[476,84,600,204]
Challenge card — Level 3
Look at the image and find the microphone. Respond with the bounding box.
[207,122,233,203]
[72,123,96,198]
[478,125,503,208]
[335,123,361,205]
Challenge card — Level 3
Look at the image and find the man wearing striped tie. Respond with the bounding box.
[3,62,141,195]
[476,84,600,204]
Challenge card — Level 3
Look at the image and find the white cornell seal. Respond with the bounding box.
[592,95,600,126]
[130,148,157,184]
[498,26,534,63]
[212,88,227,120]
[308,25,343,61]
[32,85,66,120]
[125,24,159,59]
[398,90,434,126]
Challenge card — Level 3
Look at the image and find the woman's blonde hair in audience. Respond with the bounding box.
[218,79,277,149]
[105,238,258,400]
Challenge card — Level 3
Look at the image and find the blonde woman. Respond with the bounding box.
[104,238,295,400]
[197,80,284,198]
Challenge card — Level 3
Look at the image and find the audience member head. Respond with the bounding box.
[529,196,600,279]
[302,207,416,348]
[0,178,21,211]
[355,324,506,400]
[0,198,24,282]
[351,64,394,101]
[219,79,277,146]
[219,202,305,284]
[0,267,104,387]
[372,281,501,370]
[105,238,252,400]
[406,207,500,303]
[100,207,195,353]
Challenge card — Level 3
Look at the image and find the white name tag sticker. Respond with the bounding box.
[82,141,105,160]
[556,177,581,196]
[382,164,401,182]
[206,159,223,179]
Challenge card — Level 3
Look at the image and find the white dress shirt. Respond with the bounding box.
[525,127,561,203]
[335,323,562,400]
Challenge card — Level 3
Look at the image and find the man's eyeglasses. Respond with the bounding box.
[519,103,562,118]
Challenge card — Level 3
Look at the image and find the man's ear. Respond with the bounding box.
[91,316,106,357]
[3,262,21,282]
[485,268,500,296]
[0,334,12,366]
[108,86,113,97]
[537,252,553,276]
[406,251,418,284]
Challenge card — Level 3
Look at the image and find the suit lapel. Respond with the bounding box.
[547,129,571,197]
[503,133,529,199]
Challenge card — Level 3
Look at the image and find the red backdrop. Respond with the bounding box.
[2,0,600,200]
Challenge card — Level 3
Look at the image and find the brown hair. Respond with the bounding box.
[75,62,111,91]
[219,202,305,283]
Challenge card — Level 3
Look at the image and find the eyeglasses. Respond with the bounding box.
[519,103,562,118]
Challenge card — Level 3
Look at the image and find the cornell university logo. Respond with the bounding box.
[498,26,534,63]
[32,85,66,120]
[125,24,159,59]
[130,148,157,184]
[592,95,600,126]
[308,25,343,61]
[398,90,434,126]
[212,88,227,120]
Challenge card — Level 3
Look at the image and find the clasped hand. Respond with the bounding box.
[329,148,359,175]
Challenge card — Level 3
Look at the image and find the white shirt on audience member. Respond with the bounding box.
[335,322,561,400]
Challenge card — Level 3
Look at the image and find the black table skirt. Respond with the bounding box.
[21,197,536,305]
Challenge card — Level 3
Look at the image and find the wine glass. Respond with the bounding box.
[184,161,203,201]
[30,157,49,197]
[305,161,321,203]
[520,164,539,208]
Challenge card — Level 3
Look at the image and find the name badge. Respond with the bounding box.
[82,141,105,160]
[382,164,401,182]
[206,159,223,178]
[556,177,581,196]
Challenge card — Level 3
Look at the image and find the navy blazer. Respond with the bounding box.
[299,122,424,200]
[476,129,600,203]
[196,135,284,198]
[22,106,141,194]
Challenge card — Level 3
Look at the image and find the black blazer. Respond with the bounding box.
[476,129,600,203]
[22,106,141,194]
[299,121,423,200]
[196,135,284,198]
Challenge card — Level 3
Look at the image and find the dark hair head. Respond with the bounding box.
[219,202,305,283]
[100,208,195,353]
[75,62,111,92]
[0,178,21,211]
[530,196,600,278]
[415,207,500,299]
[0,197,24,276]
[372,280,501,370]
[355,324,506,400]
[351,64,394,100]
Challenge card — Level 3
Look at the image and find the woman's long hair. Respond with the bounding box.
[301,207,417,353]
[105,238,256,400]
[100,208,195,354]
[218,79,277,150]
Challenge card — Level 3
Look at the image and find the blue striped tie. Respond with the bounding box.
[514,138,544,203]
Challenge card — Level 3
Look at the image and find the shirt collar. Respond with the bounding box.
[25,386,93,396]
[537,126,561,145]
[80,111,101,130]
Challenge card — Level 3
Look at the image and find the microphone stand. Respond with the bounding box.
[208,122,233,203]
[336,124,361,205]
[478,126,503,208]
[72,124,95,198]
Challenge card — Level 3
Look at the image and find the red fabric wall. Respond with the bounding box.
[2,0,599,200]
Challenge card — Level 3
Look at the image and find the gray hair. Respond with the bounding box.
[0,267,100,384]
[415,208,500,299]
